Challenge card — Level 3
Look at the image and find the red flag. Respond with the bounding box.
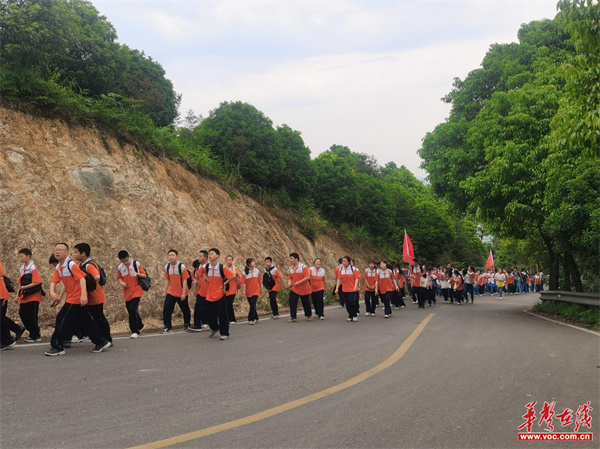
[403,231,414,264]
[486,249,494,270]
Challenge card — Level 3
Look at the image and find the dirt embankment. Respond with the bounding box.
[0,107,371,332]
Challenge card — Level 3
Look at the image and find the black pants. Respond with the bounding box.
[225,294,236,322]
[206,297,229,336]
[88,303,112,342]
[454,289,464,303]
[247,296,259,322]
[442,288,449,301]
[126,297,144,334]
[380,291,392,315]
[341,291,358,318]
[415,287,426,308]
[465,284,474,302]
[311,290,325,317]
[338,287,345,307]
[364,291,377,314]
[1,302,22,335]
[163,294,191,330]
[19,301,41,339]
[50,303,107,350]
[193,294,207,327]
[392,290,405,308]
[427,287,436,305]
[1,302,17,346]
[268,291,279,316]
[289,292,311,319]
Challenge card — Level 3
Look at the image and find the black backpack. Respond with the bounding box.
[172,263,193,291]
[133,260,151,291]
[262,267,276,290]
[204,263,230,293]
[19,273,45,297]
[3,275,15,293]
[71,261,97,292]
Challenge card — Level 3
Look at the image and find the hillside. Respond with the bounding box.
[0,106,371,328]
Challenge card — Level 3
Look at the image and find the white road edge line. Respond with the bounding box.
[523,308,600,337]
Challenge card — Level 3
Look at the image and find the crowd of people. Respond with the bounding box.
[0,244,545,354]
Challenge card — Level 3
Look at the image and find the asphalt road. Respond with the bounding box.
[1,293,598,449]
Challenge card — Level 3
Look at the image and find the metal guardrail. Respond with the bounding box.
[539,291,600,307]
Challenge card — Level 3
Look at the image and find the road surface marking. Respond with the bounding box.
[128,313,435,449]
[524,308,600,337]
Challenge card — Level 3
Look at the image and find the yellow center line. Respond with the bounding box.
[128,313,436,449]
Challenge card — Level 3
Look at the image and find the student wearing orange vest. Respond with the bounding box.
[189,250,209,332]
[74,243,112,346]
[46,243,110,356]
[224,255,240,324]
[335,256,361,321]
[241,258,261,325]
[410,261,426,308]
[264,257,283,319]
[377,261,399,318]
[161,249,191,334]
[203,248,234,340]
[1,259,23,350]
[286,253,312,322]
[335,258,344,308]
[363,260,378,316]
[392,263,407,309]
[310,258,327,320]
[117,250,147,338]
[17,248,43,343]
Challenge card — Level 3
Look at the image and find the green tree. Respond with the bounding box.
[276,124,314,199]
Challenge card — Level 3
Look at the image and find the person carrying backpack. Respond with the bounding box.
[241,258,261,325]
[74,243,112,346]
[286,253,312,322]
[310,258,327,320]
[224,255,240,324]
[161,249,191,334]
[335,256,361,322]
[117,250,148,338]
[203,248,234,340]
[263,257,282,319]
[188,250,209,332]
[17,248,43,343]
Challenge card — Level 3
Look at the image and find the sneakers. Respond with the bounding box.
[15,327,25,341]
[139,325,145,333]
[319,316,325,320]
[272,315,279,320]
[346,318,352,322]
[400,305,406,309]
[130,333,139,339]
[71,335,83,343]
[365,312,371,316]
[201,324,210,329]
[187,326,203,332]
[209,330,218,338]
[220,335,229,341]
[24,337,41,343]
[249,320,255,325]
[353,317,358,322]
[1,342,16,351]
[307,316,313,321]
[230,321,237,325]
[44,347,65,356]
[385,314,390,318]
[159,328,173,334]
[288,318,298,323]
[394,307,399,310]
[91,341,111,353]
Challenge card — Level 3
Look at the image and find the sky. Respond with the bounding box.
[90,0,558,179]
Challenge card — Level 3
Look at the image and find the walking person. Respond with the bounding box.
[264,257,282,319]
[189,250,209,332]
[454,269,465,304]
[335,259,345,308]
[17,248,43,343]
[376,261,397,318]
[74,243,112,346]
[335,256,360,321]
[310,258,326,320]
[203,248,234,340]
[224,255,240,324]
[425,267,436,307]
[1,259,22,350]
[440,268,451,302]
[363,260,378,316]
[496,268,506,300]
[240,258,261,325]
[410,261,426,309]
[117,250,147,338]
[46,243,110,356]
[393,263,407,309]
[465,266,475,303]
[286,253,312,322]
[161,249,191,334]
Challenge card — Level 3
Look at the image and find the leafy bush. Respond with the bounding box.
[532,300,600,328]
